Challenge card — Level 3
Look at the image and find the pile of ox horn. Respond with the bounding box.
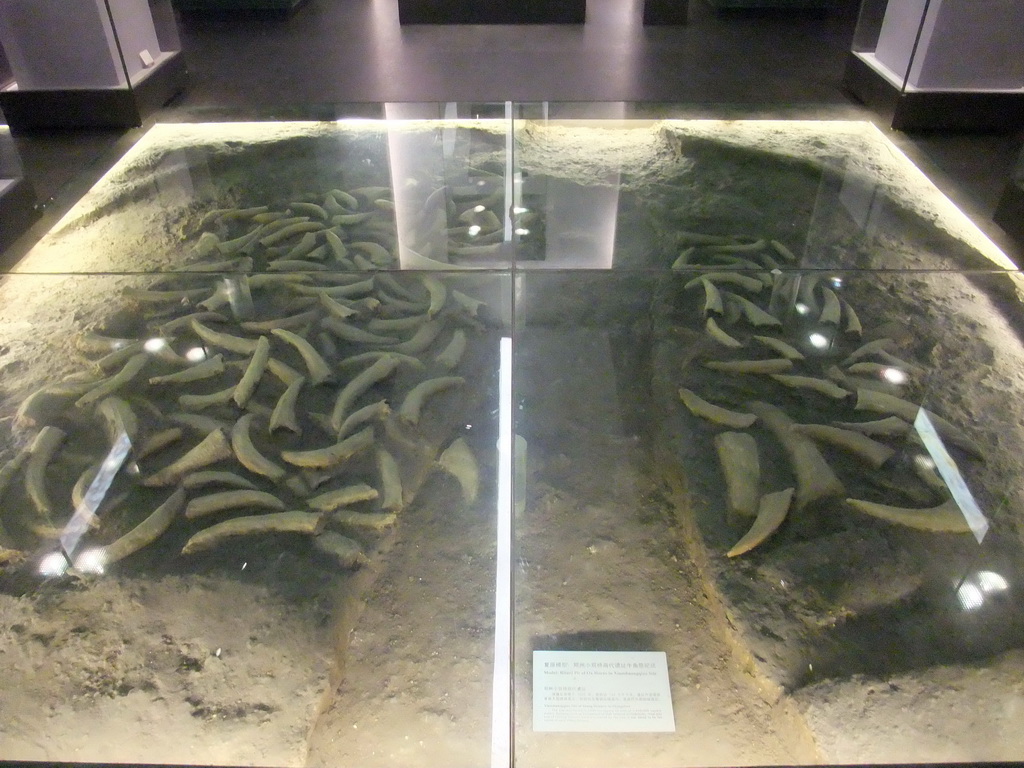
[0,189,491,573]
[671,232,982,558]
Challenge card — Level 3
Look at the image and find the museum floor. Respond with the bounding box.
[6,0,1024,262]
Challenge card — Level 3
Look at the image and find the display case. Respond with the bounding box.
[995,144,1024,248]
[0,106,1023,767]
[0,111,38,253]
[0,0,186,131]
[703,0,826,9]
[843,0,1024,131]
[173,0,307,12]
[397,0,584,25]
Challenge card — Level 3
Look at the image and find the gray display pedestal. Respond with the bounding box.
[994,179,1024,249]
[397,0,585,23]
[0,58,186,131]
[843,53,1024,132]
[397,0,688,25]
[173,0,307,12]
[843,0,1024,131]
[0,176,36,254]
[704,0,826,7]
[0,0,186,131]
[0,123,38,254]
[643,0,689,25]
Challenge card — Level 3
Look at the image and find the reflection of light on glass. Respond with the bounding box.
[515,228,530,236]
[513,207,528,215]
[957,582,984,611]
[143,337,167,353]
[186,346,208,363]
[830,277,843,289]
[468,225,481,237]
[224,277,254,320]
[914,410,989,543]
[808,332,829,349]
[39,551,69,578]
[978,571,1009,593]
[74,548,106,575]
[473,205,486,213]
[58,431,133,576]
[956,571,1010,611]
[882,367,907,384]
[491,337,513,768]
[795,302,811,316]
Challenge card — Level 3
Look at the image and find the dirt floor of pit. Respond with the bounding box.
[0,566,339,765]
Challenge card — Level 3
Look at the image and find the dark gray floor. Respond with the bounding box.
[175,0,860,104]
[4,0,1023,258]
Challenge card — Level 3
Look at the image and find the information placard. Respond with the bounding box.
[533,650,675,733]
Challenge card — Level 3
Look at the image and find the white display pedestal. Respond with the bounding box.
[0,0,186,130]
[843,0,1024,130]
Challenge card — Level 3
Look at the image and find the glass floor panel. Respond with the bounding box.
[0,267,508,766]
[513,267,1024,766]
[0,108,1021,767]
[510,116,1015,272]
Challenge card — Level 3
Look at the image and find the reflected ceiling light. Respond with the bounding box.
[74,548,107,575]
[977,570,1009,593]
[473,205,486,213]
[185,346,208,363]
[882,367,908,384]
[956,582,984,611]
[808,332,829,349]
[830,277,844,289]
[468,225,482,237]
[513,207,528,215]
[515,228,530,237]
[955,570,1010,611]
[38,551,69,578]
[143,337,167,353]
[914,454,936,471]
[795,302,811,316]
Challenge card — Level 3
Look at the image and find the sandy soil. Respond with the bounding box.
[0,570,336,765]
[305,466,498,768]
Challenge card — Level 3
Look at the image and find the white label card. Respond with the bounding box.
[533,650,675,733]
[139,49,155,68]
